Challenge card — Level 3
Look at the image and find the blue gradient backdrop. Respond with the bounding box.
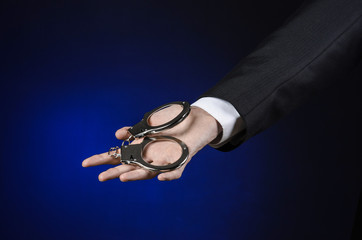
[1,1,360,239]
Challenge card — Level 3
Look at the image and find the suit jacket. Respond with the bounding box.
[201,0,362,152]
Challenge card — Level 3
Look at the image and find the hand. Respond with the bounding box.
[82,105,221,182]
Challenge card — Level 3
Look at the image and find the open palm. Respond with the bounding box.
[82,105,221,182]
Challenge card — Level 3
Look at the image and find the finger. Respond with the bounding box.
[82,152,120,167]
[157,168,184,181]
[157,158,190,181]
[115,127,131,140]
[119,168,157,182]
[98,164,137,182]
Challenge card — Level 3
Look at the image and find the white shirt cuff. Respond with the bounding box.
[191,97,245,148]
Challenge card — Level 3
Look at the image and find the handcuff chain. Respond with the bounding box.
[121,134,134,146]
[108,146,121,158]
[108,135,135,164]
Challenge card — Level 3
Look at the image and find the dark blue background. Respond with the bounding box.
[1,0,361,239]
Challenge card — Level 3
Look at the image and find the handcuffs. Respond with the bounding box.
[108,101,190,172]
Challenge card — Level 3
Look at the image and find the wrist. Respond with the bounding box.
[192,97,245,147]
[190,106,222,144]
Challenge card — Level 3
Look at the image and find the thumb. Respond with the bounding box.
[115,127,131,140]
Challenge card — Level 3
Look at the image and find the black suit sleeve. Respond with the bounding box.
[201,0,362,151]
